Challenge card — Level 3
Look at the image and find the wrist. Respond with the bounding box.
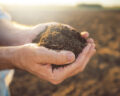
[0,19,32,46]
[0,47,16,70]
[12,23,48,45]
[11,28,32,45]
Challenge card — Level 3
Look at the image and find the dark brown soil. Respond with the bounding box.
[33,24,87,68]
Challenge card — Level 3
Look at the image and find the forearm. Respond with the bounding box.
[0,19,31,46]
[0,46,15,70]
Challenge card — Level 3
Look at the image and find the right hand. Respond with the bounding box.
[10,43,75,84]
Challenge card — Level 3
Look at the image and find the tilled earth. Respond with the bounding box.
[8,8,120,96]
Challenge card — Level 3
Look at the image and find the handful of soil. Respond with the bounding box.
[33,23,87,69]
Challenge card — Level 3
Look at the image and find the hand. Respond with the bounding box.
[25,23,96,84]
[47,32,96,84]
[10,43,75,83]
[27,22,63,42]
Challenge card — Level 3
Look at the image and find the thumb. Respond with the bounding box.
[80,31,89,38]
[30,24,47,42]
[36,47,75,65]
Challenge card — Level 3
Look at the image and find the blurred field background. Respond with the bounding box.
[0,0,120,96]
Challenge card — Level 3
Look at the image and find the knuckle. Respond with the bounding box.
[57,52,65,63]
[50,77,62,85]
[59,51,75,63]
[51,80,62,85]
[49,74,63,85]
[52,55,59,64]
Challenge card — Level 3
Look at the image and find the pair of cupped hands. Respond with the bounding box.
[11,22,96,84]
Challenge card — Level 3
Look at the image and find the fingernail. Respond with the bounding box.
[67,52,75,63]
[81,31,87,35]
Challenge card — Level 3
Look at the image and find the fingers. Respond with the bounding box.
[74,43,91,64]
[36,47,75,65]
[84,43,96,63]
[53,42,96,81]
[81,31,89,38]
[45,40,95,84]
[87,38,94,43]
[57,43,91,77]
[69,42,96,77]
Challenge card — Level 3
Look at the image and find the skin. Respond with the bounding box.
[0,19,96,84]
